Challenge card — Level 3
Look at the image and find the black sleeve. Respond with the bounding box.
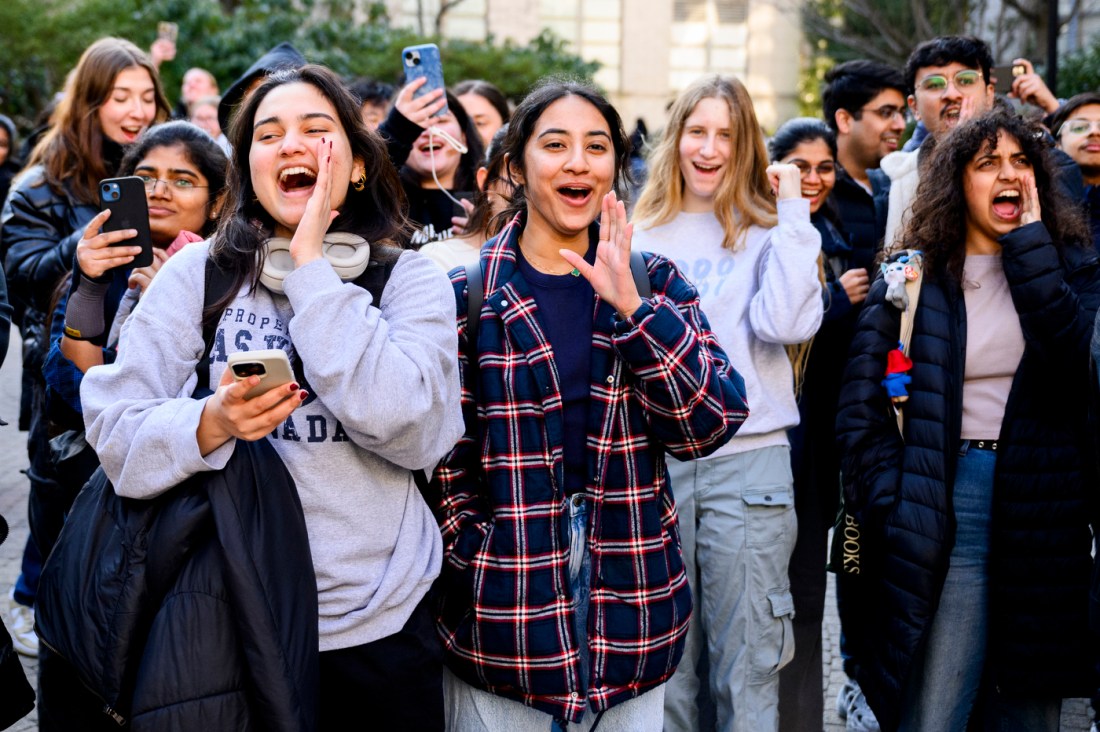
[377,106,425,171]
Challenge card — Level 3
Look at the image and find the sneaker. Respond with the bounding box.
[842,678,880,732]
[836,677,857,719]
[5,591,38,658]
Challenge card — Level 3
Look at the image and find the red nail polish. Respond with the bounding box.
[289,383,300,392]
[299,391,308,400]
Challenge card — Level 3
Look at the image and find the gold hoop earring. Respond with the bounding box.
[352,173,366,192]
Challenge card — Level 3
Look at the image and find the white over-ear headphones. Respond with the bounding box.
[259,233,371,294]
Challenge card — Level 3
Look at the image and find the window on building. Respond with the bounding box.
[674,0,748,24]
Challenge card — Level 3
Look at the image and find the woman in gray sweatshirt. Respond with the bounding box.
[80,65,463,729]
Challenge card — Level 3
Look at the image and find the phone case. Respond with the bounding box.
[402,43,448,117]
[99,176,153,268]
[228,349,295,400]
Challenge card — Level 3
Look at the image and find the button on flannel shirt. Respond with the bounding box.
[434,216,749,721]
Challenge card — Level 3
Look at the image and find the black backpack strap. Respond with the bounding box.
[463,260,484,383]
[630,249,651,299]
[196,257,236,395]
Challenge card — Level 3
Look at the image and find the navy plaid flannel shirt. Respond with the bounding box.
[434,216,749,721]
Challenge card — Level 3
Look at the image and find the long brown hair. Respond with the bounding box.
[901,111,1090,284]
[634,75,776,249]
[25,37,169,205]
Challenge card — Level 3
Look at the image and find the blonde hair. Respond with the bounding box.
[634,75,777,249]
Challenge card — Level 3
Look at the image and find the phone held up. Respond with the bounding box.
[99,177,153,268]
[227,349,295,400]
[402,43,448,118]
[992,63,1026,96]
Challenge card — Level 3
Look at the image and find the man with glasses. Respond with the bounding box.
[882,36,996,247]
[814,59,908,732]
[1051,92,1100,252]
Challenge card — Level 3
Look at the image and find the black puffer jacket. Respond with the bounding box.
[1,165,97,430]
[36,437,319,731]
[836,222,1100,731]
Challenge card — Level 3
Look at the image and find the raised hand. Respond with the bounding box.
[1008,58,1059,113]
[394,77,448,128]
[559,190,643,319]
[766,163,803,201]
[76,209,142,279]
[1019,174,1042,227]
[290,137,338,268]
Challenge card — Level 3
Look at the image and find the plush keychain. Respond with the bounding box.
[880,250,923,407]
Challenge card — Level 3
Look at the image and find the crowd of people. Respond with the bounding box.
[0,26,1099,732]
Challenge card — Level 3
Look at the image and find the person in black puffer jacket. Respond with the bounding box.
[837,110,1100,731]
[0,36,169,659]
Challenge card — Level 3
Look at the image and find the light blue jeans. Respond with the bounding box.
[663,446,798,732]
[898,442,1061,732]
[444,495,666,732]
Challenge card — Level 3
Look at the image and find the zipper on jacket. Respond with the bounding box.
[37,635,128,727]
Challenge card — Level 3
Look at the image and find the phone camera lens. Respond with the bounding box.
[102,184,111,193]
[405,52,413,61]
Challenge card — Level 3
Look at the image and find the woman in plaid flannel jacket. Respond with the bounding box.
[433,80,749,728]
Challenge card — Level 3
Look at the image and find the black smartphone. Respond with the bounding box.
[402,43,448,118]
[451,191,474,218]
[992,63,1026,95]
[99,176,153,268]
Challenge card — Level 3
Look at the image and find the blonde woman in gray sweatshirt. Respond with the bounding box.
[80,66,463,729]
[632,75,823,732]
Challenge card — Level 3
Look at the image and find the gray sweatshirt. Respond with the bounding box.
[81,241,464,651]
[632,199,823,457]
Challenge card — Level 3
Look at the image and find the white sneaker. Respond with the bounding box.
[6,591,38,658]
[837,677,880,732]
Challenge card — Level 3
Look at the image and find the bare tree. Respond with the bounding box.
[435,0,469,36]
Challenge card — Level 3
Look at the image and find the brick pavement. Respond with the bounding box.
[0,324,1093,730]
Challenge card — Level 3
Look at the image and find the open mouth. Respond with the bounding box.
[279,166,317,193]
[992,189,1021,219]
[942,106,962,121]
[693,163,720,174]
[557,185,592,203]
[418,142,445,154]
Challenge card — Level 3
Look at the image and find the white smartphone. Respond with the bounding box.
[227,349,294,400]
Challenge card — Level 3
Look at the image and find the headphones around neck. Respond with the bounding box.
[259,233,371,294]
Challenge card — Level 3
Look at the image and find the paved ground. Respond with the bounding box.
[0,324,1093,730]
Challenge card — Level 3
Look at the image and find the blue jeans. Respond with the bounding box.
[898,442,1060,732]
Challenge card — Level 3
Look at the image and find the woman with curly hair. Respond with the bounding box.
[836,110,1100,731]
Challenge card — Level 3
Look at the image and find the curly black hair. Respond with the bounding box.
[901,110,1090,284]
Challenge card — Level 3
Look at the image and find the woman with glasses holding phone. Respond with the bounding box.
[632,75,823,732]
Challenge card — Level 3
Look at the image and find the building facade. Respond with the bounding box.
[385,0,804,133]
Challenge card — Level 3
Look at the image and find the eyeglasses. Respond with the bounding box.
[788,160,836,178]
[138,175,208,193]
[1062,119,1100,135]
[860,105,907,122]
[917,69,983,93]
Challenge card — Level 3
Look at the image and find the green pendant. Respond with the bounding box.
[570,268,580,277]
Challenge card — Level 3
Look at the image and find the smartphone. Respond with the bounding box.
[402,43,448,117]
[99,177,153,268]
[992,63,1026,95]
[227,349,295,400]
[157,21,178,43]
[451,191,475,218]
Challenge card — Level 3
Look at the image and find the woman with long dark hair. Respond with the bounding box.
[74,65,463,729]
[837,110,1100,731]
[434,79,748,730]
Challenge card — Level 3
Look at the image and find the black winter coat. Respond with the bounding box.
[836,222,1100,731]
[36,438,319,732]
